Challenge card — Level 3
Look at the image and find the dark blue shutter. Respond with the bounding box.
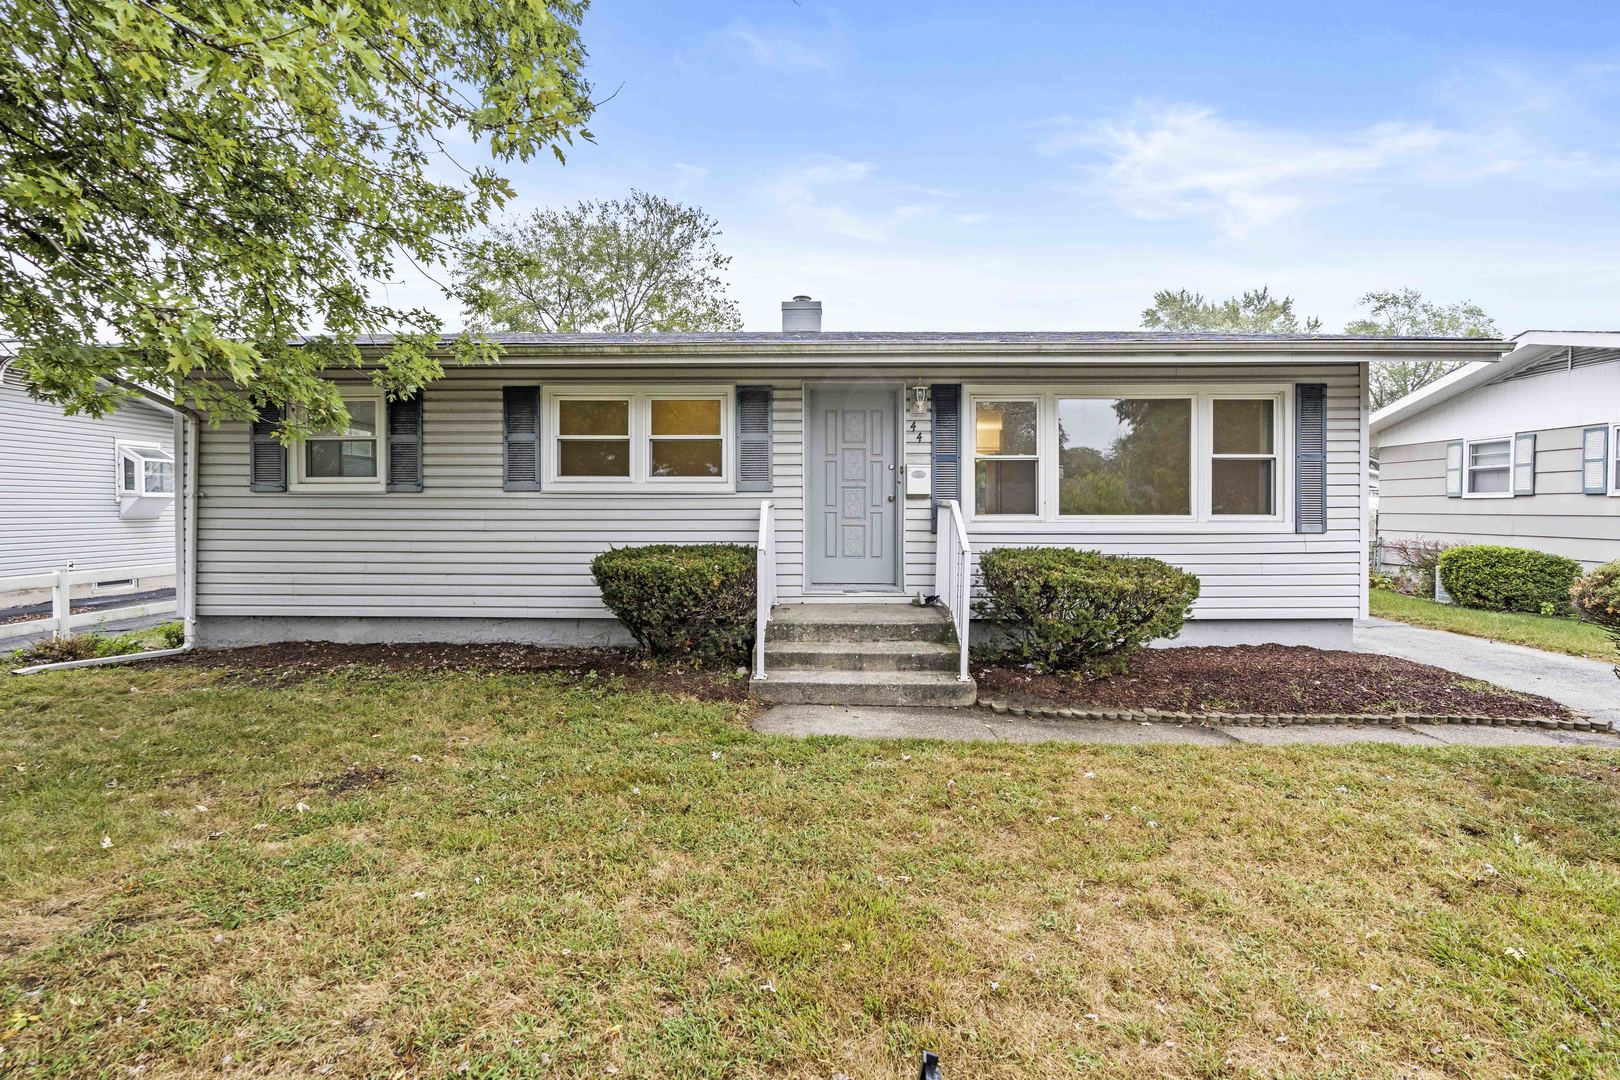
[503,386,541,491]
[249,405,287,492]
[736,385,773,492]
[930,384,962,532]
[1582,426,1609,494]
[387,395,424,492]
[1294,384,1327,534]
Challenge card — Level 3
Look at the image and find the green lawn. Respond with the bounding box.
[1371,589,1617,662]
[4,663,1620,1077]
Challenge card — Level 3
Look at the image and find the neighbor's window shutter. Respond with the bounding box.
[1444,441,1464,498]
[1582,426,1609,494]
[1293,383,1327,534]
[930,384,962,533]
[1512,432,1536,497]
[249,406,287,493]
[503,386,541,491]
[735,385,773,492]
[387,395,424,492]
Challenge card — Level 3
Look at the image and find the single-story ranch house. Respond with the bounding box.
[1373,329,1620,570]
[170,300,1503,701]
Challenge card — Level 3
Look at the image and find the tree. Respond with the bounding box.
[0,0,594,434]
[1346,289,1500,409]
[453,191,743,333]
[1140,287,1322,334]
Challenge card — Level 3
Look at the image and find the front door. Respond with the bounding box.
[807,384,901,588]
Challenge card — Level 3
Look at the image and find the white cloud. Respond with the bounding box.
[720,21,840,72]
[763,159,938,241]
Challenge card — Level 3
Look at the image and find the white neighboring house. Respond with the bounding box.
[0,360,177,609]
[1372,330,1620,571]
[170,298,1504,679]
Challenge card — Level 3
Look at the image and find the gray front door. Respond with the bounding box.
[808,384,901,588]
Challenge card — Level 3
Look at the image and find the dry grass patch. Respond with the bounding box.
[1,663,1618,1077]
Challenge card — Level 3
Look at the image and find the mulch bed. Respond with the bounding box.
[973,645,1573,720]
[156,642,747,701]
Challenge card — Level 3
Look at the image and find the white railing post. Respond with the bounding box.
[933,502,973,682]
[753,501,775,680]
[51,564,73,640]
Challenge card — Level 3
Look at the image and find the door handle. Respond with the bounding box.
[887,494,895,502]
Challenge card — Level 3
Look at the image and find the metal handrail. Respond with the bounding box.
[934,500,972,681]
[753,500,776,679]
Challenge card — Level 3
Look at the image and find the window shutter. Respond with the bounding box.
[1582,426,1609,494]
[930,384,962,533]
[1293,383,1327,534]
[1512,432,1536,497]
[503,386,541,491]
[735,385,773,492]
[1444,441,1463,498]
[249,406,287,492]
[387,395,424,492]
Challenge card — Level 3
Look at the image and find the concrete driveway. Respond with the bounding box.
[1354,618,1618,728]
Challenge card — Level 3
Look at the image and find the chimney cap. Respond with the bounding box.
[792,294,812,301]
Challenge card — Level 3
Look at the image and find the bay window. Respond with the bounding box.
[546,387,730,488]
[968,387,1288,524]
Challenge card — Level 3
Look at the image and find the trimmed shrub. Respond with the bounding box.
[1437,545,1582,614]
[976,546,1201,677]
[591,544,756,666]
[1571,561,1620,679]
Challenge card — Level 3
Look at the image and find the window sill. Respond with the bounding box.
[968,517,1296,533]
[543,478,734,494]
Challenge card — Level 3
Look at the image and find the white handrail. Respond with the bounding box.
[753,500,776,680]
[934,500,972,681]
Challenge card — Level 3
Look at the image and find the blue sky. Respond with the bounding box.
[393,1,1620,334]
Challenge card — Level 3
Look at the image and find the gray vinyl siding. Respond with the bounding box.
[0,384,176,578]
[1378,424,1620,569]
[194,361,1366,625]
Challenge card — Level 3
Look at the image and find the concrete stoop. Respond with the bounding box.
[750,603,976,707]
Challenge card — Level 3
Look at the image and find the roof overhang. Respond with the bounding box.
[1370,330,1620,435]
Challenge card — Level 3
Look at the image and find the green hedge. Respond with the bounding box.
[976,546,1201,676]
[591,544,756,666]
[1437,545,1582,614]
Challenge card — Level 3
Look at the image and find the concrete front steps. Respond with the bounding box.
[751,602,977,707]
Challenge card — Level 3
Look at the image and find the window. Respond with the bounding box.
[1463,436,1512,497]
[1057,397,1191,516]
[974,399,1039,515]
[966,388,1288,525]
[1612,424,1620,497]
[115,443,174,497]
[291,389,385,490]
[1210,398,1277,516]
[545,387,731,488]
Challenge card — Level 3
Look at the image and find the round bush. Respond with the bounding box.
[1572,560,1620,630]
[976,546,1201,676]
[1437,545,1582,614]
[591,544,756,665]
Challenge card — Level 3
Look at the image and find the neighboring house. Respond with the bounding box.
[0,361,177,606]
[175,298,1501,683]
[1373,330,1620,571]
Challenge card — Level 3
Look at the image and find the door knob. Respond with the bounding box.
[887,494,895,502]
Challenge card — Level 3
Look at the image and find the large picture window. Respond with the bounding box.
[1057,397,1191,516]
[974,399,1039,516]
[967,388,1288,524]
[545,387,731,489]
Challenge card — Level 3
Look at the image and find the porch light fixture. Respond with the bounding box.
[908,384,931,417]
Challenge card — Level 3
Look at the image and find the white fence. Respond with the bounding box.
[0,563,176,643]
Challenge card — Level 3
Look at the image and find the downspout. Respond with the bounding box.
[11,399,203,675]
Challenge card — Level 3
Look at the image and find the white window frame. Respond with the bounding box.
[1206,394,1285,521]
[115,441,175,499]
[964,384,1291,530]
[1461,434,1514,500]
[543,385,733,492]
[1610,424,1620,497]
[290,387,387,493]
[971,395,1044,520]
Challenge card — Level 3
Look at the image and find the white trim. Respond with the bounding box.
[114,440,176,499]
[289,387,386,492]
[542,384,733,492]
[1461,434,1514,499]
[1610,423,1620,498]
[964,383,1290,529]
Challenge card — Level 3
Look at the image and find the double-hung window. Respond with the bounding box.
[1462,436,1513,498]
[116,443,175,497]
[1611,424,1620,497]
[291,388,386,491]
[546,387,731,488]
[968,388,1287,524]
